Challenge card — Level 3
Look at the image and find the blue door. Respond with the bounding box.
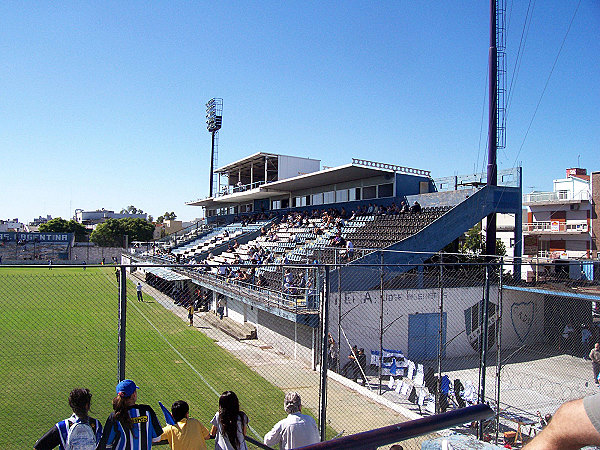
[408,313,447,361]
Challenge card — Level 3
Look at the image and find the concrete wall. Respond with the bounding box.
[256,309,315,366]
[211,293,315,366]
[71,246,123,263]
[329,285,545,362]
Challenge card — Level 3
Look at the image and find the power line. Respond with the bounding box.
[512,0,582,165]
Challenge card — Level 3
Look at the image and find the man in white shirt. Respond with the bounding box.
[264,392,320,450]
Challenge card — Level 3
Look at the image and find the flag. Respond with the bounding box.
[371,348,405,376]
[390,358,397,376]
[159,401,176,425]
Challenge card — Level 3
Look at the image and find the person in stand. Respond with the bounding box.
[209,391,248,450]
[96,379,162,450]
[34,388,103,449]
[137,282,144,302]
[590,343,600,384]
[156,400,210,450]
[264,392,320,450]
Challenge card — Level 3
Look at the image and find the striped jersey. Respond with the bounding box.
[34,414,103,450]
[97,404,162,450]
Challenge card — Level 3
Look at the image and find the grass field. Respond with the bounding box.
[0,266,321,449]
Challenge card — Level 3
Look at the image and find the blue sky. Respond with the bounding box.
[1,1,598,222]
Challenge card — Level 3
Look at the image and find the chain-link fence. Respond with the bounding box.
[1,257,598,449]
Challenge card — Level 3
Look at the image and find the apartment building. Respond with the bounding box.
[522,168,597,259]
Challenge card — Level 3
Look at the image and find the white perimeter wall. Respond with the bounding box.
[329,286,545,360]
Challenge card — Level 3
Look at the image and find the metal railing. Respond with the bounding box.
[523,221,589,233]
[523,190,591,203]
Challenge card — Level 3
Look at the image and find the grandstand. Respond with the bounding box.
[127,153,522,365]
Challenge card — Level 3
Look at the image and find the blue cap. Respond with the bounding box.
[116,379,139,397]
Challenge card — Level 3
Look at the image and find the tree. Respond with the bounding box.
[157,211,177,223]
[90,218,155,247]
[460,223,506,256]
[122,218,154,242]
[120,205,144,214]
[38,217,88,242]
[90,219,125,247]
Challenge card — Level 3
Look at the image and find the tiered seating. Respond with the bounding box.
[173,221,268,260]
[342,207,451,251]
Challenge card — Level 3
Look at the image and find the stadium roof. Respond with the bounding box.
[215,152,280,173]
[144,267,190,282]
[186,163,400,207]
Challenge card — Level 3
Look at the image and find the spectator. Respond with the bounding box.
[217,296,226,320]
[341,345,358,378]
[137,282,144,302]
[264,392,320,450]
[188,304,194,327]
[410,201,422,214]
[357,348,367,385]
[328,334,338,372]
[210,391,249,450]
[156,400,210,450]
[34,388,103,449]
[96,380,162,450]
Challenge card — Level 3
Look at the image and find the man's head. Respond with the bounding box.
[596,343,600,350]
[69,388,92,417]
[171,400,189,422]
[284,392,302,414]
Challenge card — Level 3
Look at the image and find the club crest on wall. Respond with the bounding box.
[510,301,534,343]
[464,300,499,352]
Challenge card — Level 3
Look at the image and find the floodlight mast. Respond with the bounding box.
[206,98,223,198]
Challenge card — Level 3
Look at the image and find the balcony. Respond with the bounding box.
[523,190,590,205]
[523,221,589,234]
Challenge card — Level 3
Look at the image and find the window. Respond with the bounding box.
[378,183,393,198]
[294,196,307,207]
[363,186,377,200]
[336,189,348,202]
[272,200,281,210]
[349,189,358,201]
[312,193,323,205]
[323,191,335,204]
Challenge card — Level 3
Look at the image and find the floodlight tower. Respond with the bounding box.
[206,98,223,198]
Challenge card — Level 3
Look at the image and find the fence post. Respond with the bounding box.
[318,266,330,442]
[378,251,384,395]
[337,263,342,374]
[495,259,504,444]
[478,264,491,439]
[118,265,127,381]
[436,255,444,413]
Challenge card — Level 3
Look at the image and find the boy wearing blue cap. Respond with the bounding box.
[96,379,162,450]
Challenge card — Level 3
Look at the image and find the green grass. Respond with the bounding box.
[0,267,330,449]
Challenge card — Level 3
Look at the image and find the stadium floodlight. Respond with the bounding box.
[206,98,222,132]
[206,98,223,197]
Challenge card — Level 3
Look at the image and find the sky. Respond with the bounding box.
[1,1,598,223]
